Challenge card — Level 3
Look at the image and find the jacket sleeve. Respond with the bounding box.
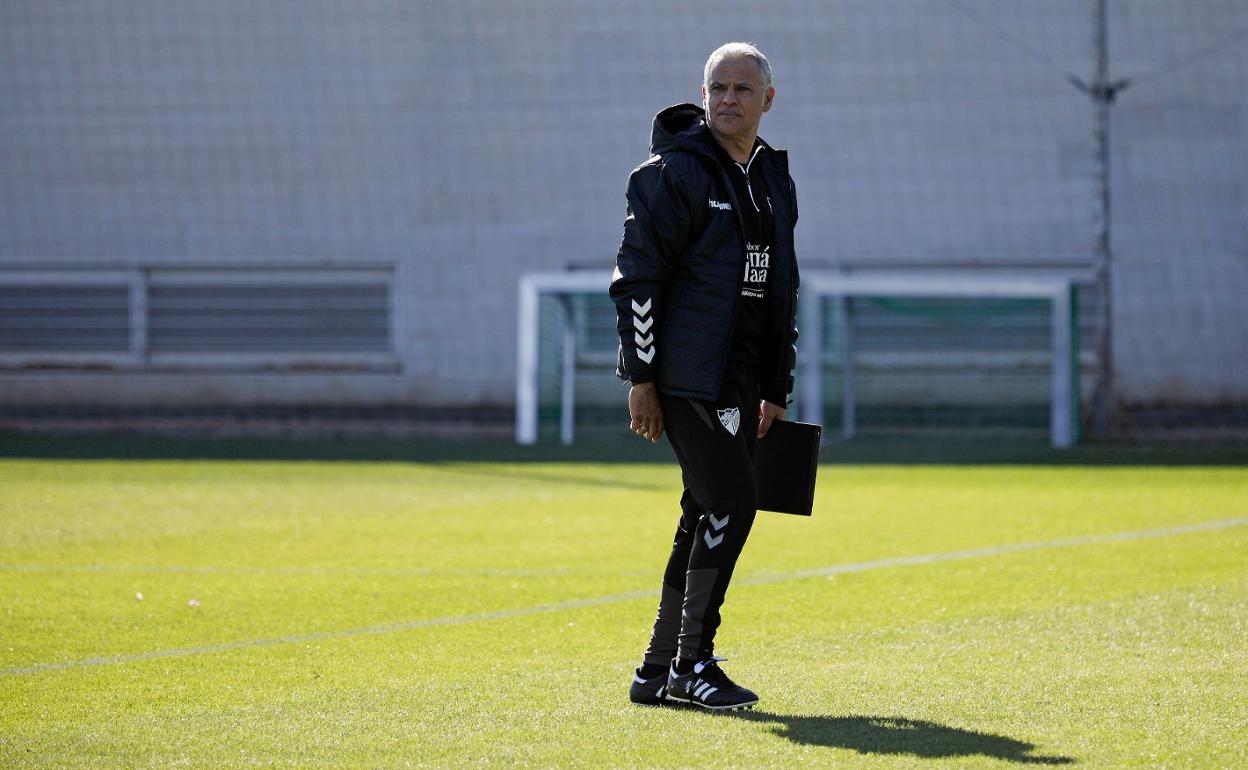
[608,158,690,385]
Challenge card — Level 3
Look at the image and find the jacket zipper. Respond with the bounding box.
[708,158,750,403]
[685,138,794,404]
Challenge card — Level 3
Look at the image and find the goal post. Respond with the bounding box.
[515,270,609,445]
[516,270,1085,447]
[797,271,1084,448]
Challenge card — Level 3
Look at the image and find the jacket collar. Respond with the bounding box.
[650,102,782,161]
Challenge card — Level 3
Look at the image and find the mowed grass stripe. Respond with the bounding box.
[5,515,1244,678]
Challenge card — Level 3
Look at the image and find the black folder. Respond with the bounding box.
[753,420,822,516]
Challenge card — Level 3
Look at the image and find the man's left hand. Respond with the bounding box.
[757,401,786,438]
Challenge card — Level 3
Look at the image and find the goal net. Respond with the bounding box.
[517,269,1090,446]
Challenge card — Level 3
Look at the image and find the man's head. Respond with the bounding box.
[701,42,775,143]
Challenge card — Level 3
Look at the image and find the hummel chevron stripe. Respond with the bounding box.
[631,296,656,363]
[704,512,729,549]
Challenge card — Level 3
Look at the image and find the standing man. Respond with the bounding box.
[610,42,799,711]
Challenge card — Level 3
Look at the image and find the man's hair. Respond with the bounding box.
[703,42,773,89]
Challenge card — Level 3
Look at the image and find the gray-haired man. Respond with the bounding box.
[610,42,800,710]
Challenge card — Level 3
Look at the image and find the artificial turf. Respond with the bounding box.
[1,435,1245,768]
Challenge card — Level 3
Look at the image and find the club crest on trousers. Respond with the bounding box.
[717,407,740,436]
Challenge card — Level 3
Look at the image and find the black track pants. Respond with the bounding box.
[643,375,760,665]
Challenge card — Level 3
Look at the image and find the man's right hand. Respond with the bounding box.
[628,382,664,443]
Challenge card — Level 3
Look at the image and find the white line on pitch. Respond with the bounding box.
[0,563,601,578]
[740,515,1248,585]
[4,516,1246,678]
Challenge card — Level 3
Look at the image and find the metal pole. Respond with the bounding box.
[515,277,540,444]
[1089,0,1116,437]
[799,293,824,427]
[559,296,577,445]
[1051,286,1074,448]
[835,295,855,441]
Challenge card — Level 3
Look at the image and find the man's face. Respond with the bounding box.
[701,55,774,141]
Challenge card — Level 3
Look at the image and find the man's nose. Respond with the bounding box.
[723,86,739,103]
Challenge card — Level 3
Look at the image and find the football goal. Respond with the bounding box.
[516,269,1087,447]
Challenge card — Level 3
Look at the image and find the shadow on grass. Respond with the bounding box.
[1,430,1245,467]
[725,712,1074,765]
[431,461,671,492]
[0,430,672,464]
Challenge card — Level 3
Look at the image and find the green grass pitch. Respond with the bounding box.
[1,435,1246,768]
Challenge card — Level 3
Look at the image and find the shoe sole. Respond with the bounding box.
[663,693,758,711]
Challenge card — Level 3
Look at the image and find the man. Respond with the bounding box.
[609,42,799,711]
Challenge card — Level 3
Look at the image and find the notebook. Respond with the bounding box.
[753,420,822,516]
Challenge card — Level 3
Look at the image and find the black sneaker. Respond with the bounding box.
[663,656,758,710]
[629,667,668,705]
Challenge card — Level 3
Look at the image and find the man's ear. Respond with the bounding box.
[762,86,775,113]
[701,83,708,111]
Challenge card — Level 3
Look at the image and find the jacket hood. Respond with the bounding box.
[649,102,780,160]
[649,103,709,155]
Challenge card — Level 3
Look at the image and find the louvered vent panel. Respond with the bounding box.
[0,285,130,352]
[148,284,390,353]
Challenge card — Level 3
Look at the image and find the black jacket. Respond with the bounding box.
[609,103,799,405]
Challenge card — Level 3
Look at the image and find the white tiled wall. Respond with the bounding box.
[1,0,1244,408]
